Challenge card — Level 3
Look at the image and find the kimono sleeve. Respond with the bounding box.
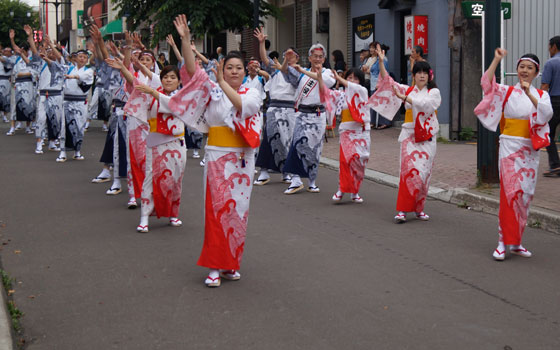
[239,87,263,120]
[123,78,152,124]
[283,66,300,88]
[473,71,509,132]
[368,74,407,120]
[322,69,336,90]
[77,67,94,85]
[530,89,554,150]
[412,88,441,117]
[346,81,370,124]
[168,65,213,133]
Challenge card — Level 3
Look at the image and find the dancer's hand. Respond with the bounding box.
[253,27,267,43]
[211,58,225,83]
[173,14,190,39]
[494,48,507,60]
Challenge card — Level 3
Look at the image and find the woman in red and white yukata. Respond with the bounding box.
[474,48,553,261]
[322,68,371,203]
[168,15,263,288]
[121,46,161,208]
[109,55,187,233]
[369,45,441,223]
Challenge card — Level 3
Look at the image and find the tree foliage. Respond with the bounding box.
[114,0,280,45]
[0,0,39,48]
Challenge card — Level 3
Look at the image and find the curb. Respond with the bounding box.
[320,157,560,235]
[0,273,14,350]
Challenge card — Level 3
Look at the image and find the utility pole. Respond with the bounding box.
[477,0,501,184]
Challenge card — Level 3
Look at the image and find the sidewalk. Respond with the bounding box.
[320,126,560,234]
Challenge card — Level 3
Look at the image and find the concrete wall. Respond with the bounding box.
[328,0,348,68]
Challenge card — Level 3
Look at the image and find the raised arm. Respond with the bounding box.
[123,32,133,69]
[332,69,348,88]
[173,14,195,76]
[23,25,38,56]
[486,48,507,85]
[190,42,208,65]
[105,56,135,85]
[166,35,183,62]
[90,24,109,60]
[131,55,152,80]
[376,44,388,79]
[253,27,269,67]
[9,29,21,54]
[43,34,62,62]
[212,59,242,111]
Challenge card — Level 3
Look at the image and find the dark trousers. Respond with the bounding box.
[546,96,560,169]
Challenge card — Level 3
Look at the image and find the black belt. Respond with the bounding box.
[64,94,87,102]
[15,76,33,83]
[40,90,62,96]
[298,104,325,114]
[113,100,126,108]
[0,76,9,81]
[269,99,295,108]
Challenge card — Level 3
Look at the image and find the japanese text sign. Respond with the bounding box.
[404,15,428,55]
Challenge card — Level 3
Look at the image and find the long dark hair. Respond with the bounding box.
[412,60,437,89]
[344,68,366,88]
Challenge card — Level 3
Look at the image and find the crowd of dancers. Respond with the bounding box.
[0,15,554,287]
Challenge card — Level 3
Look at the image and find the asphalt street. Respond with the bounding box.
[0,124,559,349]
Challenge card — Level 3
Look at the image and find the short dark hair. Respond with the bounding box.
[223,51,244,67]
[344,67,366,87]
[517,53,540,73]
[412,60,437,89]
[265,39,271,50]
[413,46,423,57]
[549,36,560,51]
[160,65,180,81]
[269,51,279,60]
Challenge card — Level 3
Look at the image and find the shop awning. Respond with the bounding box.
[100,19,123,37]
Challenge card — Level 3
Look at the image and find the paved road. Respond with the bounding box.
[0,124,559,349]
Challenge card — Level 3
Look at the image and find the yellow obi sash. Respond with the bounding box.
[208,126,249,148]
[404,109,413,123]
[148,118,185,137]
[341,109,354,123]
[500,118,530,138]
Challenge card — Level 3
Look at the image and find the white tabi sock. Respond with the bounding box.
[309,179,316,188]
[59,151,67,159]
[258,169,270,181]
[98,167,111,179]
[111,178,121,190]
[74,151,81,157]
[36,141,42,150]
[139,215,149,226]
[290,175,303,187]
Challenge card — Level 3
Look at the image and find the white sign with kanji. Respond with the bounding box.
[404,16,414,55]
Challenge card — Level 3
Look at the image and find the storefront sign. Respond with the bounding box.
[352,14,375,53]
[404,15,428,55]
[462,1,512,20]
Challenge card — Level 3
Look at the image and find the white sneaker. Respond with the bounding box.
[2,116,8,123]
[35,148,43,154]
[192,150,201,159]
[6,128,14,136]
[102,125,109,132]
